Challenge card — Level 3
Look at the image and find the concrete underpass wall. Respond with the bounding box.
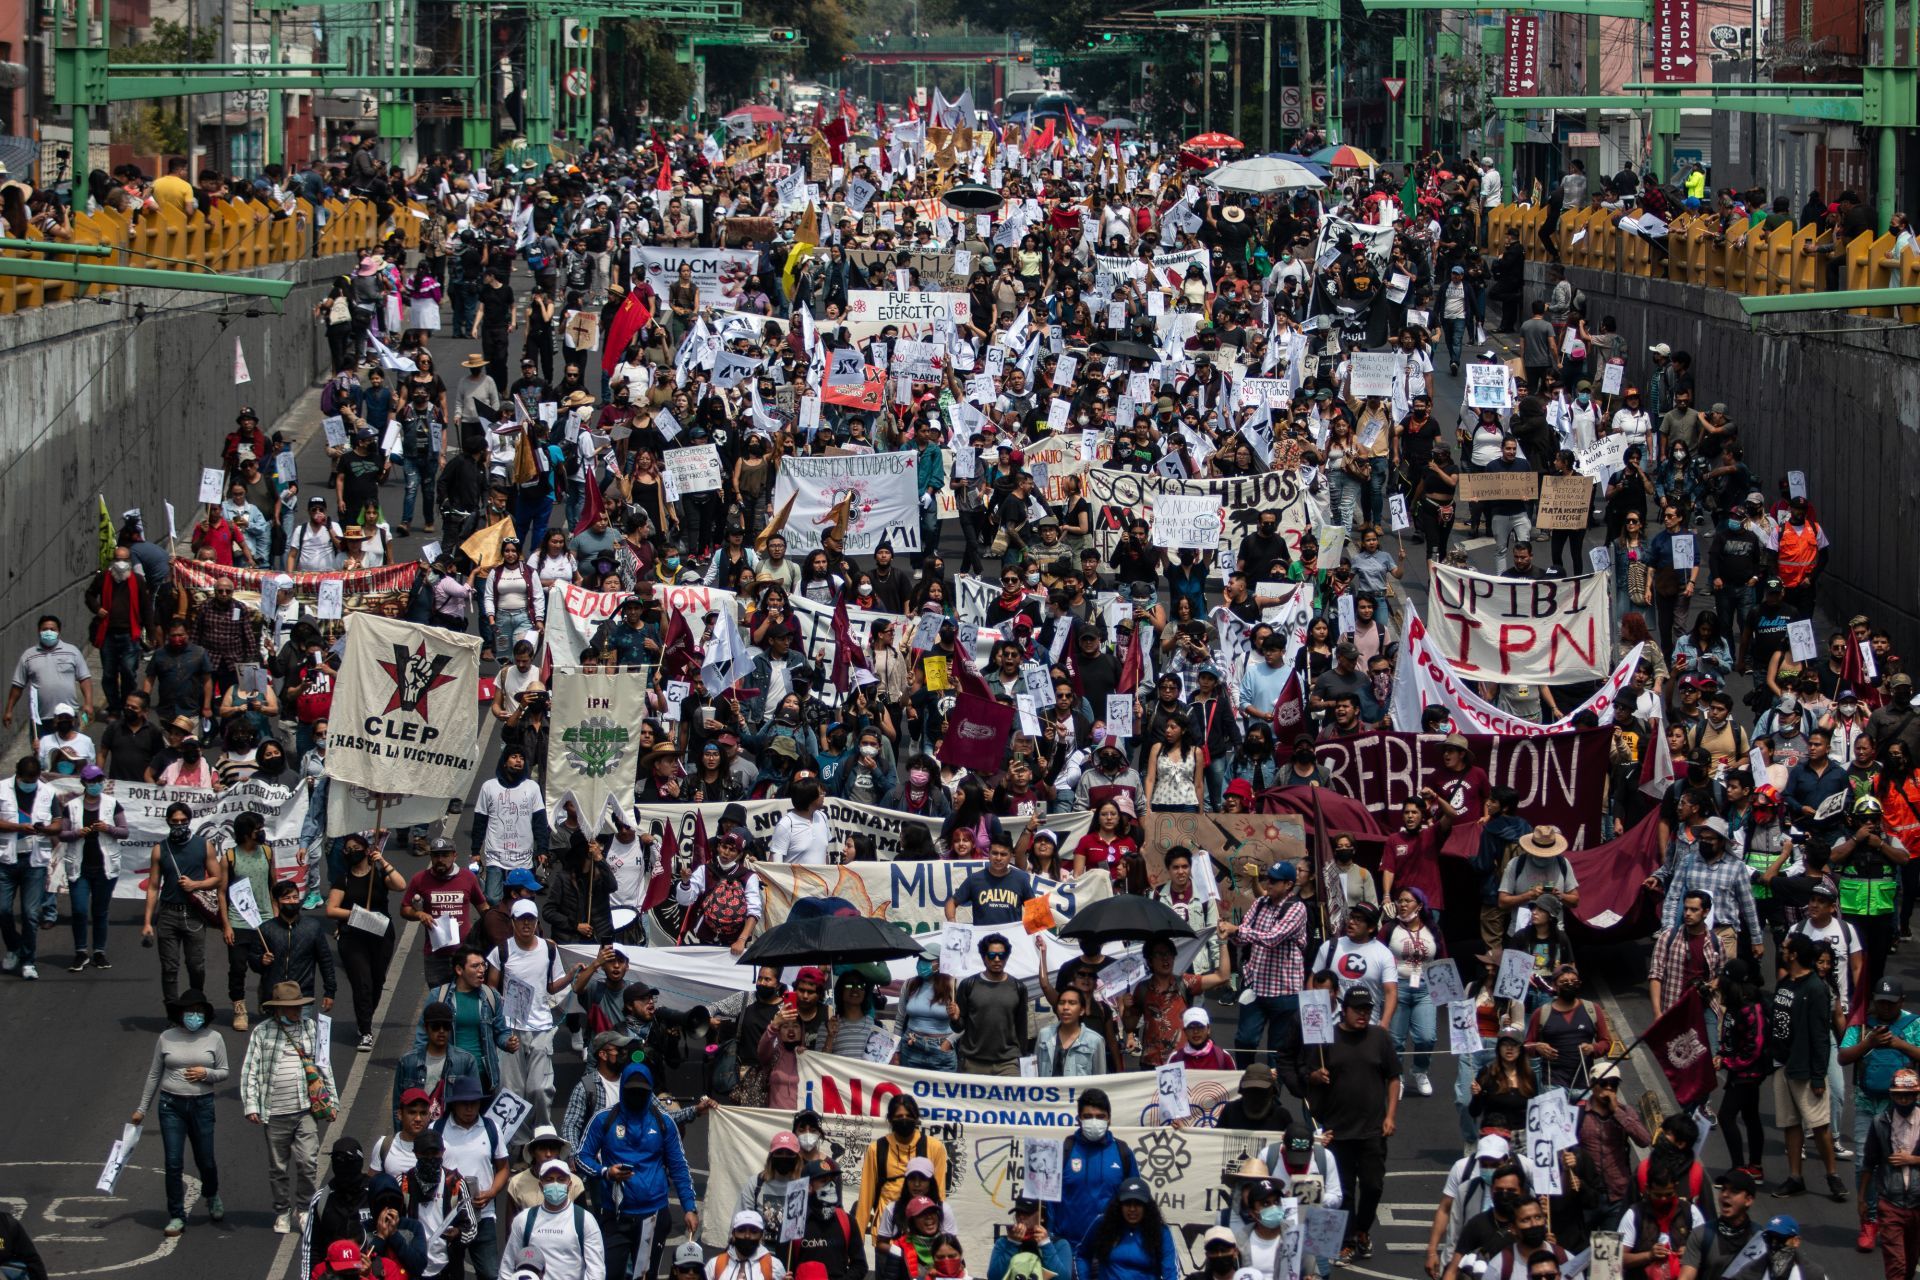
[1529,262,1920,651]
[0,255,353,673]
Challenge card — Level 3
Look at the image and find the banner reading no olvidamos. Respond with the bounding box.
[324,613,484,799]
[1425,562,1613,685]
[546,671,652,833]
[770,452,922,555]
[706,1106,1276,1270]
[796,1049,1242,1128]
[753,853,1110,935]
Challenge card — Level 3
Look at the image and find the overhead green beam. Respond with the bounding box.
[0,237,113,257]
[1363,0,1648,14]
[1490,93,1863,120]
[1154,1,1337,14]
[1738,289,1920,315]
[103,72,479,101]
[0,257,294,307]
[1620,80,1861,92]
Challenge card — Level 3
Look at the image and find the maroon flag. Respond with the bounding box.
[939,692,1015,773]
[1117,623,1147,694]
[660,608,699,681]
[689,809,711,875]
[639,819,677,912]
[951,639,993,700]
[572,468,605,537]
[829,596,870,693]
[1641,986,1719,1109]
[1271,671,1307,739]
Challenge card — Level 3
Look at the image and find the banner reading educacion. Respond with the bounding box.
[706,1106,1277,1272]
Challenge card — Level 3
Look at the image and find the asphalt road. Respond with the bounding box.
[0,286,1873,1280]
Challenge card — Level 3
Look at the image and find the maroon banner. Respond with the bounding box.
[1568,810,1665,940]
[1642,987,1719,1109]
[1503,16,1541,95]
[173,558,418,609]
[938,692,1015,773]
[1311,728,1612,852]
[1652,0,1698,82]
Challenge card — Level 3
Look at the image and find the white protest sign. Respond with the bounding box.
[1495,948,1534,1000]
[198,467,226,504]
[664,444,724,494]
[779,1178,810,1243]
[485,1088,533,1140]
[227,878,264,931]
[1155,1061,1192,1121]
[941,923,977,976]
[98,1123,141,1192]
[1423,959,1466,1006]
[1388,494,1412,532]
[1299,988,1335,1045]
[1300,1208,1348,1260]
[1787,620,1817,662]
[863,1028,898,1064]
[1465,364,1512,409]
[1023,1136,1065,1202]
[1150,493,1222,549]
[1105,695,1135,738]
[1448,1000,1481,1054]
[316,579,345,620]
[1670,533,1695,570]
[1788,470,1807,500]
[502,975,538,1030]
[1601,360,1626,396]
[1347,352,1398,399]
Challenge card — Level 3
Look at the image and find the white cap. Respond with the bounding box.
[538,1159,571,1179]
[510,899,539,919]
[51,702,75,716]
[1182,1007,1211,1028]
[673,1244,706,1268]
[731,1210,766,1232]
[1475,1134,1510,1161]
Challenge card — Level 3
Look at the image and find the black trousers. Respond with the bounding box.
[338,928,394,1037]
[481,325,512,392]
[1330,1135,1387,1238]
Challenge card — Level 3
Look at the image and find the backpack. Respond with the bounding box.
[689,867,751,944]
[433,1112,502,1160]
[494,936,565,1016]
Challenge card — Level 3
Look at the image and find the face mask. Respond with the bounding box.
[167,824,189,844]
[1208,1259,1237,1278]
[756,983,781,1003]
[1080,1118,1109,1141]
[916,958,936,979]
[1899,1100,1918,1117]
[125,707,143,722]
[16,780,37,795]
[666,557,681,569]
[1577,393,1591,405]
[542,1183,571,1208]
[1334,847,1355,864]
[1026,573,1040,586]
[890,1117,917,1140]
[110,562,133,579]
[181,745,201,762]
[415,1159,443,1184]
[731,1238,760,1258]
[860,745,878,759]
[38,630,57,647]
[504,765,524,782]
[909,769,930,787]
[797,1132,820,1152]
[813,1184,839,1208]
[1518,1227,1548,1247]
[859,584,874,597]
[85,782,104,797]
[933,1261,965,1278]
[279,902,301,921]
[183,1011,208,1032]
[1494,1190,1523,1213]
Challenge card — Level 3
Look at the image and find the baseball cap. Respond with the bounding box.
[1240,1063,1275,1091]
[510,899,539,919]
[1701,817,1731,839]
[423,1001,455,1027]
[731,1210,766,1232]
[673,1244,706,1269]
[905,1196,939,1219]
[770,1131,801,1155]
[1183,1007,1211,1028]
[1763,1215,1800,1240]
[1201,1226,1237,1250]
[327,1241,363,1273]
[538,1159,571,1179]
[504,868,543,892]
[1649,342,1672,356]
[1721,1168,1759,1194]
[1877,977,1907,1001]
[1264,861,1297,881]
[1341,986,1376,1009]
[399,1087,432,1108]
[1116,1177,1154,1206]
[1475,1134,1510,1162]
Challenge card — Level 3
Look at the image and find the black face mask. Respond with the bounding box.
[1517,1227,1548,1247]
[279,902,302,921]
[181,745,201,762]
[1494,1190,1523,1214]
[1207,1258,1237,1277]
[622,1087,652,1113]
[414,1158,443,1184]
[755,984,781,1004]
[1334,847,1356,864]
[258,755,286,778]
[167,825,191,845]
[889,1117,916,1140]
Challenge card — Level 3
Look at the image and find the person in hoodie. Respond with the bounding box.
[1049,1090,1138,1254]
[784,1155,867,1280]
[1075,1179,1179,1280]
[471,747,550,903]
[361,1173,430,1280]
[576,1062,699,1280]
[302,1137,373,1280]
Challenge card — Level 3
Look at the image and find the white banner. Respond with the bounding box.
[324,614,484,798]
[1087,468,1321,572]
[706,1106,1267,1268]
[542,583,626,669]
[785,593,999,672]
[1390,604,1643,736]
[326,775,465,838]
[634,247,761,308]
[841,290,971,337]
[97,777,308,896]
[752,854,1109,935]
[546,671,652,832]
[1424,563,1614,685]
[1150,494,1222,549]
[815,798,1093,866]
[770,452,923,555]
[663,444,724,494]
[935,436,1106,521]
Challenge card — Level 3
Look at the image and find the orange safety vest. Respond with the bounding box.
[1777,520,1822,587]
[1882,776,1920,853]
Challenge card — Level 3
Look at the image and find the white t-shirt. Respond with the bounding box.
[440,1115,510,1218]
[519,1199,606,1280]
[601,833,650,908]
[290,521,343,572]
[1313,937,1398,1010]
[768,809,833,865]
[1788,917,1861,1011]
[1480,168,1503,208]
[372,1132,419,1179]
[489,935,560,1033]
[475,778,546,869]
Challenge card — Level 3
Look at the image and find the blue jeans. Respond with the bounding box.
[900,1037,959,1072]
[158,1091,219,1220]
[1203,758,1228,811]
[1235,993,1298,1072]
[1455,1042,1495,1144]
[1390,983,1437,1074]
[492,608,531,656]
[1365,457,1388,526]
[482,864,505,903]
[101,631,143,712]
[401,454,440,525]
[70,871,115,954]
[512,492,554,548]
[1330,471,1365,530]
[0,861,46,963]
[1443,318,1467,368]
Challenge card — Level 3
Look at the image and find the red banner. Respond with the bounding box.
[1642,987,1719,1109]
[821,366,886,411]
[1653,0,1698,81]
[1503,15,1541,96]
[173,558,419,610]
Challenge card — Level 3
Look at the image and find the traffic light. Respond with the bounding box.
[768,28,798,41]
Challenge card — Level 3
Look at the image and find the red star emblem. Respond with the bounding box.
[377,642,458,719]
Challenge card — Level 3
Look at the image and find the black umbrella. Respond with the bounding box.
[738,915,926,966]
[1091,339,1158,362]
[940,184,1004,214]
[1057,896,1196,944]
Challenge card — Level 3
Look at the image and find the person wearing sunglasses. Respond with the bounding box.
[953,933,1026,1077]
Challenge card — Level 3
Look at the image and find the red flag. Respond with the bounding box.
[812,100,826,129]
[838,88,857,126]
[601,291,653,374]
[1117,623,1147,694]
[938,692,1016,773]
[823,117,851,167]
[1640,986,1719,1110]
[661,608,699,681]
[1027,119,1055,157]
[655,159,672,192]
[829,596,870,694]
[876,102,889,129]
[648,130,669,164]
[1271,671,1307,740]
[572,468,604,537]
[639,819,677,912]
[689,809,711,874]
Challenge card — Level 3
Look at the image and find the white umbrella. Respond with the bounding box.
[1204,156,1325,192]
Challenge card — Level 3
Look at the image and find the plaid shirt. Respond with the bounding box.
[1659,849,1761,940]
[238,1014,334,1119]
[190,597,261,671]
[1647,924,1725,1014]
[1238,891,1309,998]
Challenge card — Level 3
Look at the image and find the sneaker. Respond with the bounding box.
[92,951,110,970]
[1772,1177,1806,1198]
[273,1212,291,1234]
[164,1218,185,1238]
[232,1001,249,1032]
[1352,1234,1372,1260]
[20,964,37,980]
[0,951,17,972]
[1829,1174,1850,1202]
[208,1196,225,1223]
[1411,1072,1433,1096]
[1832,1142,1855,1160]
[301,889,324,911]
[68,954,90,973]
[1858,1222,1878,1251]
[358,1032,375,1052]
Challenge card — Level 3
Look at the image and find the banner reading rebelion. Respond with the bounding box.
[1425,563,1613,685]
[324,613,484,800]
[1313,728,1613,850]
[771,452,923,555]
[752,853,1109,936]
[706,1106,1274,1271]
[1390,604,1643,737]
[635,246,761,307]
[546,670,651,832]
